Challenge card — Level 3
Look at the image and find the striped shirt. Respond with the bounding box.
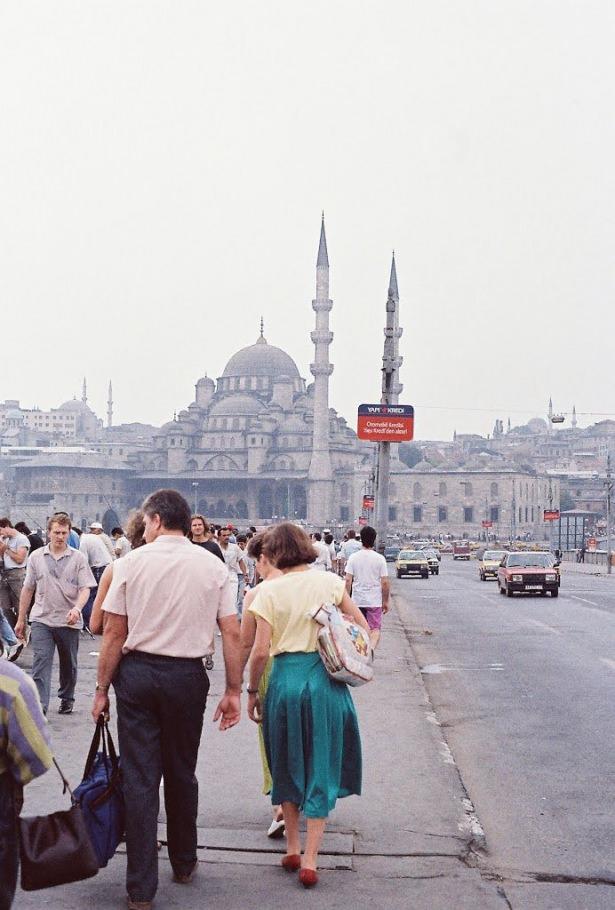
[0,662,53,785]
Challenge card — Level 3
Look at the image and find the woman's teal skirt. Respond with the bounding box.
[263,651,362,818]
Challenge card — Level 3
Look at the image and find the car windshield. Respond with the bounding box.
[506,553,554,568]
[484,551,506,561]
[422,549,438,557]
[385,547,399,555]
[399,551,424,559]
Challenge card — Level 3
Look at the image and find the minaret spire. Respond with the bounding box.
[82,377,87,404]
[388,250,399,299]
[308,213,334,526]
[317,211,329,268]
[572,404,577,429]
[388,251,403,406]
[107,381,113,429]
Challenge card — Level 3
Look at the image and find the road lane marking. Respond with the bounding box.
[600,658,615,671]
[570,594,600,607]
[523,619,561,635]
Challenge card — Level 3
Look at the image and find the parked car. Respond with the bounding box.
[395,550,430,579]
[421,548,441,574]
[497,551,560,597]
[479,550,507,581]
[384,546,400,562]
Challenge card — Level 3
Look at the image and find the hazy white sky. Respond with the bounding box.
[2,1,614,440]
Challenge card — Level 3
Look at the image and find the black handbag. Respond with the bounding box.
[19,759,99,891]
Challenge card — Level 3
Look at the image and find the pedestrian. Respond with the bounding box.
[338,528,362,575]
[89,511,146,636]
[344,525,390,649]
[0,519,31,662]
[0,660,53,909]
[310,532,331,571]
[14,522,44,554]
[190,515,224,562]
[324,532,337,573]
[239,532,284,838]
[15,513,95,715]
[247,522,370,887]
[218,526,249,615]
[79,521,113,631]
[92,489,242,910]
[111,526,132,559]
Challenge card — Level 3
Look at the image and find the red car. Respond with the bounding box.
[497,552,560,598]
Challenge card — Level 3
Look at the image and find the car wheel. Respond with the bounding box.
[479,573,484,581]
[551,588,559,598]
[396,570,401,578]
[506,585,513,597]
[499,583,505,595]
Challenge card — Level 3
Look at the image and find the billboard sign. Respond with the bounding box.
[357,403,414,442]
[544,509,561,521]
[363,494,375,510]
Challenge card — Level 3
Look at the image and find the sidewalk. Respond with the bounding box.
[13,602,505,910]
[560,560,615,577]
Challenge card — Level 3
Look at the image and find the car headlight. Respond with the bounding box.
[512,574,523,582]
[545,573,557,582]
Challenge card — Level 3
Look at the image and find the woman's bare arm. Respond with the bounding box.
[89,564,114,634]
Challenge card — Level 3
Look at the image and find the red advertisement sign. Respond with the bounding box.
[544,509,561,521]
[358,516,367,526]
[357,403,414,442]
[363,495,375,510]
[481,520,493,528]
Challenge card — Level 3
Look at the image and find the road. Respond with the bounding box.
[393,556,615,887]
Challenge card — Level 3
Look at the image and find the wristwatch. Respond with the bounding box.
[246,687,259,695]
[95,683,110,692]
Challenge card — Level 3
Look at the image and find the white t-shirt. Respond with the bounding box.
[345,548,388,608]
[79,533,113,568]
[221,542,245,575]
[114,536,132,558]
[2,532,30,569]
[311,540,331,571]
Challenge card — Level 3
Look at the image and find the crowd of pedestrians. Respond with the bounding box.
[0,497,390,909]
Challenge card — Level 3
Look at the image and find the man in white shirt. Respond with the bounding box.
[79,523,113,631]
[0,518,30,660]
[112,527,132,558]
[311,532,332,571]
[345,525,390,648]
[218,527,248,614]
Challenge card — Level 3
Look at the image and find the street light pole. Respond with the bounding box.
[606,453,612,575]
[192,481,199,515]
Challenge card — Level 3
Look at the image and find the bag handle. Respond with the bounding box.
[83,715,104,779]
[53,758,75,801]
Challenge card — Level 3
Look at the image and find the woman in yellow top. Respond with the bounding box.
[247,523,371,888]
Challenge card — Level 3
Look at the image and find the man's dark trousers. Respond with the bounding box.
[113,651,209,903]
[0,773,19,910]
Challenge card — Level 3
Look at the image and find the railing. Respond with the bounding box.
[562,549,614,567]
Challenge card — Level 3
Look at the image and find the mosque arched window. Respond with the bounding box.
[413,481,422,499]
[490,482,499,498]
[439,481,447,496]
[232,418,239,430]
[340,483,349,498]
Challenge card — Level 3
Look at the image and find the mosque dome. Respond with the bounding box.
[221,334,300,381]
[59,398,94,414]
[209,395,267,417]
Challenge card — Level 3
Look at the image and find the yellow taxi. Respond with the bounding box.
[395,550,430,579]
[478,549,507,581]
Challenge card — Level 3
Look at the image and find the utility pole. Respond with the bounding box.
[606,453,612,575]
[375,289,397,553]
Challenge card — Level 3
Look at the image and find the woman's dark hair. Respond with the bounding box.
[247,532,266,560]
[324,532,333,546]
[142,489,191,535]
[262,522,316,570]
[14,522,31,535]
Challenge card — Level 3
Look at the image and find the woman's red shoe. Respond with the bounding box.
[281,854,301,872]
[299,869,318,888]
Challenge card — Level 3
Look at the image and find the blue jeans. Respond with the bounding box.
[0,612,17,649]
[0,772,19,910]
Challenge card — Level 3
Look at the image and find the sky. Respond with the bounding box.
[2,1,614,441]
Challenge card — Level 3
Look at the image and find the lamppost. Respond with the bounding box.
[192,481,199,515]
[606,453,612,575]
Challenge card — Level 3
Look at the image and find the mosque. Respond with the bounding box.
[128,217,381,526]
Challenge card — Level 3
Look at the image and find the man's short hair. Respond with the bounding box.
[14,521,31,535]
[236,533,247,543]
[111,527,124,537]
[360,525,377,548]
[262,522,316,570]
[0,517,13,529]
[142,489,191,535]
[346,528,356,539]
[313,531,322,541]
[324,533,334,545]
[47,513,71,532]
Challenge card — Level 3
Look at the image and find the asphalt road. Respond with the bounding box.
[393,556,615,884]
